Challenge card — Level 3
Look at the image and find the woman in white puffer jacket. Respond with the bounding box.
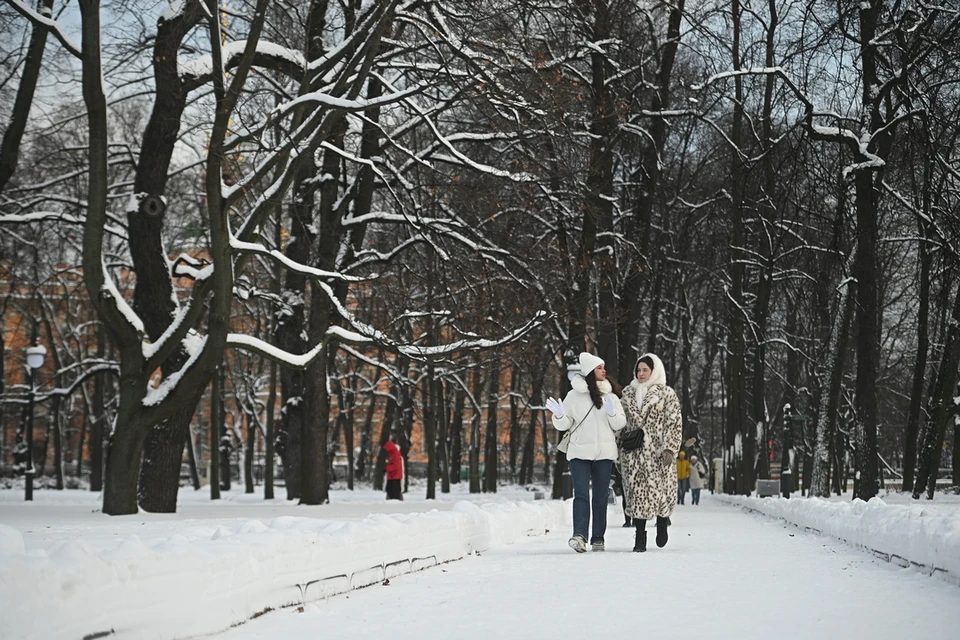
[546,352,626,553]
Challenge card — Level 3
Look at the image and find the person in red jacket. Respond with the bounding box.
[384,440,404,500]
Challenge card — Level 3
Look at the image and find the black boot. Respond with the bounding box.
[633,519,647,552]
[656,516,669,548]
[622,516,632,527]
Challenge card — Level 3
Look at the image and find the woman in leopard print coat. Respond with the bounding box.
[619,353,683,552]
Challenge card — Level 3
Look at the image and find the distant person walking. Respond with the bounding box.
[676,451,691,504]
[689,455,707,505]
[383,439,404,500]
[619,354,683,552]
[546,352,625,553]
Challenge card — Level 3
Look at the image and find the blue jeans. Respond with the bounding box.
[569,458,613,544]
[691,488,701,505]
[678,478,689,504]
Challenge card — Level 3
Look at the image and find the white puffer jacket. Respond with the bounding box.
[553,376,626,461]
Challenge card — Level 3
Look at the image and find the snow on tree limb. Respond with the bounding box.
[4,0,82,58]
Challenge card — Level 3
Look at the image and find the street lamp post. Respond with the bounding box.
[781,403,793,499]
[24,342,46,502]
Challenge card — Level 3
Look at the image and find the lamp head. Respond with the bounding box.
[26,345,46,370]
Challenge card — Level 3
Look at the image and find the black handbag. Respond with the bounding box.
[620,428,644,452]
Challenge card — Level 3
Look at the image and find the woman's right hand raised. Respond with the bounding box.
[545,397,564,419]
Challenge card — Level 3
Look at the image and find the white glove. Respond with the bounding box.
[662,450,675,466]
[545,397,564,419]
[603,395,616,417]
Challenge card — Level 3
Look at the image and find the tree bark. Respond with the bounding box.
[0,0,55,192]
[903,218,932,492]
[470,368,483,493]
[449,386,465,484]
[914,284,960,500]
[810,257,856,498]
[725,0,751,495]
[210,368,222,500]
[264,358,277,499]
[484,368,499,493]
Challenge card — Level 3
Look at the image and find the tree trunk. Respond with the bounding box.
[810,254,856,497]
[244,409,255,494]
[139,400,201,511]
[852,168,881,501]
[0,0,54,192]
[185,425,201,490]
[449,386,465,484]
[521,372,544,485]
[102,415,149,515]
[914,284,960,500]
[264,358,277,499]
[470,368,483,493]
[210,368,222,500]
[508,365,520,482]
[344,383,355,491]
[357,391,376,481]
[373,374,399,492]
[51,394,64,490]
[438,379,451,493]
[299,347,329,505]
[424,365,438,500]
[903,218,932,493]
[90,325,106,491]
[725,0,751,495]
[484,368,499,493]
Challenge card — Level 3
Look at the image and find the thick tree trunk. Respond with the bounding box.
[852,169,881,501]
[725,0,751,495]
[102,418,149,515]
[139,400,200,511]
[300,348,329,505]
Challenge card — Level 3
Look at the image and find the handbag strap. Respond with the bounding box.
[563,406,594,439]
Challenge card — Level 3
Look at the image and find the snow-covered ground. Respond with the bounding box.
[1,484,958,640]
[202,496,960,640]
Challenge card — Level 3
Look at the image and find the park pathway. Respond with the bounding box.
[203,494,960,640]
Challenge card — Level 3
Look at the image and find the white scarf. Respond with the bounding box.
[629,353,667,412]
[571,375,612,396]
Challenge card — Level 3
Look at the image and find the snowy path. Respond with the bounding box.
[203,495,960,640]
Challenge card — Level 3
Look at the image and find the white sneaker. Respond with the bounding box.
[568,535,587,553]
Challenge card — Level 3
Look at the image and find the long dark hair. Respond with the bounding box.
[585,371,622,409]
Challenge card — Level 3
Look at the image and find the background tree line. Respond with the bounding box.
[1,0,958,514]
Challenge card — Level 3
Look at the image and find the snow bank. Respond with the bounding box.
[715,494,960,583]
[0,500,568,640]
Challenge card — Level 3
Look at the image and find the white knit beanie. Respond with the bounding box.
[578,352,605,376]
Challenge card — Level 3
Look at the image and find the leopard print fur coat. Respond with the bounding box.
[619,379,683,520]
